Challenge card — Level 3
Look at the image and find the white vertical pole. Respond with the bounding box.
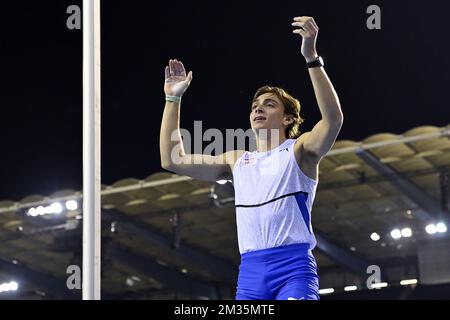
[82,0,101,300]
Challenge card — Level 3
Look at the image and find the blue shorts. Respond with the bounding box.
[235,243,320,300]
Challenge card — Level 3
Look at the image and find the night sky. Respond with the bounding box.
[1,0,449,201]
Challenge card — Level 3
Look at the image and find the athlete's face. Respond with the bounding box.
[250,93,293,138]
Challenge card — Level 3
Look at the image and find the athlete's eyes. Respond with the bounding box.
[251,101,275,110]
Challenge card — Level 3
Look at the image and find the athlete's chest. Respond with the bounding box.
[240,149,291,174]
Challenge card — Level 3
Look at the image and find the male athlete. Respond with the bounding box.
[160,16,343,300]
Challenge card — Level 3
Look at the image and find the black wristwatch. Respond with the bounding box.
[306,56,324,68]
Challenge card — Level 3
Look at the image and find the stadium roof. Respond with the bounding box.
[1,123,449,299]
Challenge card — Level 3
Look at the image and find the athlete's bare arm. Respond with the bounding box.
[160,59,244,182]
[291,16,344,165]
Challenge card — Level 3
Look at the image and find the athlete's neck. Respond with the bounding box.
[256,135,288,153]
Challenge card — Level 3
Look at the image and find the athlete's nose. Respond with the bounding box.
[254,105,265,115]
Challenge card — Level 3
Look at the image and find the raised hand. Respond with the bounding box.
[164,59,193,98]
[292,16,319,62]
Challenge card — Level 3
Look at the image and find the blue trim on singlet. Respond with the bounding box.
[294,192,311,234]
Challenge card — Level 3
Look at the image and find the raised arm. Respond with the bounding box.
[292,17,344,161]
[159,59,243,181]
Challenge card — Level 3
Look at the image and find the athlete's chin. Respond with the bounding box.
[252,123,268,130]
[252,127,276,136]
[251,126,267,132]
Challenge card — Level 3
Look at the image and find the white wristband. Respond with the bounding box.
[166,95,182,103]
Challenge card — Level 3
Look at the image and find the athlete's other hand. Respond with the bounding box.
[164,59,193,98]
[291,16,319,63]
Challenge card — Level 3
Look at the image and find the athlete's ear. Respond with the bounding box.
[283,114,295,126]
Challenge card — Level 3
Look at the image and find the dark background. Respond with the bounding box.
[1,0,449,200]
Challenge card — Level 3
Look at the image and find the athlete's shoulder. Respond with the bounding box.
[224,150,246,171]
